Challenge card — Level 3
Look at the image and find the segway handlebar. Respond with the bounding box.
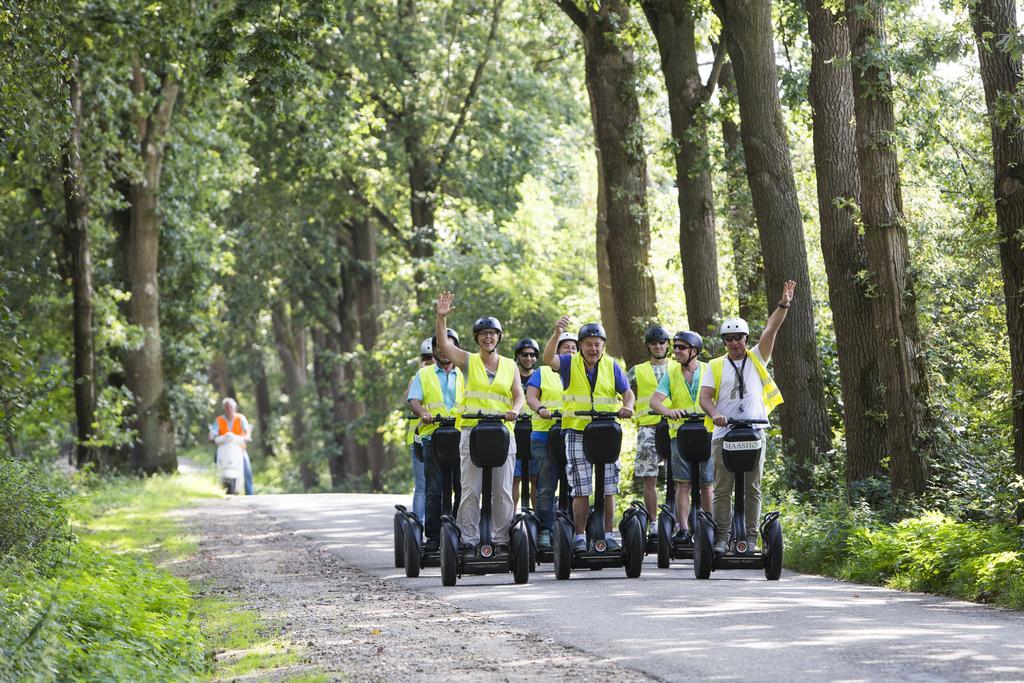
[461,411,508,422]
[573,409,619,420]
[727,417,769,425]
[407,413,458,426]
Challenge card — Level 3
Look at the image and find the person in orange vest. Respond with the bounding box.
[209,397,254,495]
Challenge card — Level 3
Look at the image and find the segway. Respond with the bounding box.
[536,411,568,565]
[552,410,645,579]
[402,416,462,577]
[692,417,783,580]
[512,413,540,571]
[637,419,671,555]
[393,427,423,568]
[439,412,531,586]
[655,412,711,568]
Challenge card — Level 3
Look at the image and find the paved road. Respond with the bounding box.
[240,493,1024,682]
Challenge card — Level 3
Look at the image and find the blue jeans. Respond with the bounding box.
[423,437,461,542]
[534,436,559,532]
[243,451,254,495]
[410,444,426,523]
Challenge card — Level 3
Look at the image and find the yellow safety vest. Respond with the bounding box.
[417,365,464,437]
[561,353,621,432]
[530,366,564,433]
[632,361,667,427]
[704,350,783,431]
[665,361,708,437]
[460,353,516,429]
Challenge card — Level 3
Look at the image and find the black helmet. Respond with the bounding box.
[514,337,540,356]
[577,322,607,342]
[644,324,671,345]
[432,327,460,350]
[472,316,503,340]
[673,330,703,352]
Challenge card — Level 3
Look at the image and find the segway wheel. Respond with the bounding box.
[764,519,784,581]
[624,517,643,579]
[657,512,672,569]
[553,521,571,581]
[440,529,458,586]
[512,528,530,585]
[393,513,406,568]
[693,516,712,580]
[404,527,421,578]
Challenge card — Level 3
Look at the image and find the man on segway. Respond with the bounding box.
[650,330,712,541]
[526,331,577,551]
[434,292,524,560]
[627,324,672,537]
[407,328,465,554]
[542,317,635,553]
[699,281,794,554]
[512,338,540,511]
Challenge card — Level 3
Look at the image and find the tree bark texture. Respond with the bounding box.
[806,0,887,485]
[312,327,346,488]
[969,0,1024,518]
[271,300,318,490]
[561,0,659,367]
[353,217,388,489]
[207,353,234,401]
[643,0,723,335]
[250,352,275,458]
[847,0,932,498]
[711,0,833,489]
[60,58,101,470]
[122,62,178,474]
[718,62,766,324]
[592,95,624,358]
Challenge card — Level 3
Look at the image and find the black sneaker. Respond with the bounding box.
[424,538,440,553]
[493,544,510,560]
[605,536,621,551]
[459,543,476,559]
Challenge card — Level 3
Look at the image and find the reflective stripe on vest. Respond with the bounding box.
[561,353,621,432]
[460,353,516,429]
[704,351,783,431]
[418,365,465,437]
[632,361,664,426]
[666,361,707,437]
[530,366,564,433]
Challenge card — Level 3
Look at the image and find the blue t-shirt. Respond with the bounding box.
[655,364,704,405]
[407,366,460,409]
[555,354,629,394]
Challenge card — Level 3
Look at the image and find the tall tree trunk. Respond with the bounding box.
[969,0,1024,520]
[271,300,318,490]
[592,97,624,358]
[312,327,345,488]
[122,62,179,474]
[207,353,234,400]
[250,351,275,458]
[718,62,766,324]
[560,0,659,367]
[353,217,388,489]
[806,0,887,486]
[335,223,370,480]
[59,58,101,470]
[643,1,723,335]
[847,0,932,498]
[711,0,832,490]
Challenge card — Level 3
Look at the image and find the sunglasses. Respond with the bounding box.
[722,334,745,343]
[420,354,434,360]
[649,340,668,345]
[519,352,537,358]
[673,344,692,350]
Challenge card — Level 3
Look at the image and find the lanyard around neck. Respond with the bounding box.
[726,354,748,400]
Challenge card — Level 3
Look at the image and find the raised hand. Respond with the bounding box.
[436,291,455,318]
[554,315,571,334]
[780,280,796,307]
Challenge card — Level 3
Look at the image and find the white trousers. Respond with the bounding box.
[455,427,516,545]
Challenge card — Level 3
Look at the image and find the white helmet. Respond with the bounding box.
[719,318,749,337]
[419,338,433,355]
[557,331,578,345]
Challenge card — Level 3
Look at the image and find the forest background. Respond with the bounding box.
[2,0,1024,565]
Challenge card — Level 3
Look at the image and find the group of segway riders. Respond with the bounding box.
[398,282,796,584]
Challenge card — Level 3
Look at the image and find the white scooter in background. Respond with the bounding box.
[215,433,246,495]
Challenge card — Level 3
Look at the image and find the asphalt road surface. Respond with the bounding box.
[240,493,1024,682]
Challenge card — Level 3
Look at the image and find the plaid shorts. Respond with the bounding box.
[564,429,619,497]
[633,425,661,478]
